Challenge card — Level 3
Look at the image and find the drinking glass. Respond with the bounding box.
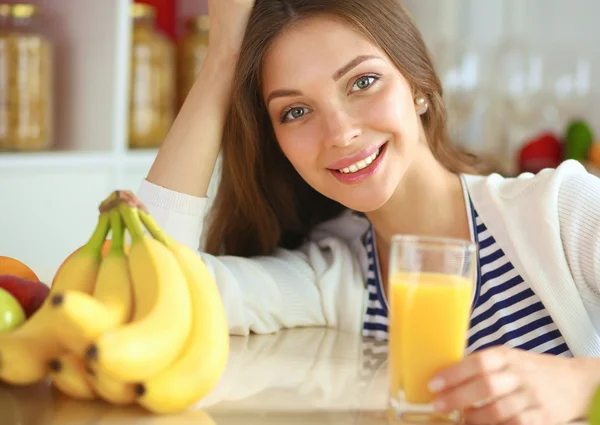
[388,235,477,424]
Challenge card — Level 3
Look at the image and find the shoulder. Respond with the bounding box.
[464,160,594,206]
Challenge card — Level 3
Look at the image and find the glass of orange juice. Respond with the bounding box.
[388,235,476,424]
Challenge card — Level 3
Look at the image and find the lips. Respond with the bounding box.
[329,142,388,184]
[327,141,387,171]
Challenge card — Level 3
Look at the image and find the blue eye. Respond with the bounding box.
[281,107,309,123]
[351,75,379,92]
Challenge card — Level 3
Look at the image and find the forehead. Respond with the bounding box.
[262,16,384,91]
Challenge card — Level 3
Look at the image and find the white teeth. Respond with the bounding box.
[339,149,380,174]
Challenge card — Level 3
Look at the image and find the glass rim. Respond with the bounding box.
[390,234,476,253]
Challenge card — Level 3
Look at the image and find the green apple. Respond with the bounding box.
[0,287,26,332]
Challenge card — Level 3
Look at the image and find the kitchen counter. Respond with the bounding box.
[0,328,589,425]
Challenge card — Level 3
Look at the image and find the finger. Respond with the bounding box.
[498,407,547,425]
[434,370,520,413]
[429,347,509,394]
[464,388,533,425]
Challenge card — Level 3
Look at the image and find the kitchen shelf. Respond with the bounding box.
[0,151,116,169]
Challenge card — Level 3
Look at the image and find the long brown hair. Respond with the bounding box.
[204,0,480,257]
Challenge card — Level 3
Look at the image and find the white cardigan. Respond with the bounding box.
[137,160,600,357]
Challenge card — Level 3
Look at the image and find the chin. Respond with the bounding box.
[328,190,393,213]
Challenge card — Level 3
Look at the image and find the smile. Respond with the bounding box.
[329,142,388,184]
[338,148,382,174]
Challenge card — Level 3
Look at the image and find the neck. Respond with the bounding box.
[365,147,471,252]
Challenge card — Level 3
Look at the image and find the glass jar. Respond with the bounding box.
[0,4,12,150]
[129,3,175,149]
[0,4,54,151]
[177,15,209,110]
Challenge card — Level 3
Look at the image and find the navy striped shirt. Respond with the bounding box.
[361,199,572,358]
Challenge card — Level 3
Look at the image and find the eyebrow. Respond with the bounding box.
[265,55,380,106]
[266,89,303,106]
[332,55,380,81]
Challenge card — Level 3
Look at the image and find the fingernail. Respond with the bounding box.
[428,378,445,393]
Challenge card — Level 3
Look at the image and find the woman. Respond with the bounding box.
[137,0,600,423]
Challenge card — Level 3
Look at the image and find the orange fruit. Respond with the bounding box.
[101,240,130,257]
[101,240,111,257]
[0,256,40,281]
[588,143,600,167]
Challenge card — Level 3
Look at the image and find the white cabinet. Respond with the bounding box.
[0,155,116,282]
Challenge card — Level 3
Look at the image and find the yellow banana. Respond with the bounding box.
[135,210,229,414]
[48,353,96,400]
[86,366,136,405]
[0,213,109,385]
[48,291,127,357]
[50,211,133,356]
[87,203,192,382]
[93,211,133,322]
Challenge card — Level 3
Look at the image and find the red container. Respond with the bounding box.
[134,0,176,39]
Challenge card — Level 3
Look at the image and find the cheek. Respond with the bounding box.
[275,129,321,173]
[359,82,416,135]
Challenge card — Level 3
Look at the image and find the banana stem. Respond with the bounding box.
[109,210,125,253]
[99,191,120,213]
[138,210,171,247]
[118,203,145,242]
[82,212,110,257]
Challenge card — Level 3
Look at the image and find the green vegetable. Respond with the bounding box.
[564,120,594,161]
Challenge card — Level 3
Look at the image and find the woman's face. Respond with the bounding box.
[262,16,427,212]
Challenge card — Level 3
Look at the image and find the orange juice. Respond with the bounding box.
[389,272,472,404]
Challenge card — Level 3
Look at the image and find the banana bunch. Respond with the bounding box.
[0,190,230,414]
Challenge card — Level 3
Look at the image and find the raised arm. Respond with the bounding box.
[145,0,255,197]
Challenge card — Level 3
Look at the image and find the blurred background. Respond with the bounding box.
[406,0,600,177]
[0,0,598,281]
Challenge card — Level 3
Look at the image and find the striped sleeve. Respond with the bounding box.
[557,171,600,300]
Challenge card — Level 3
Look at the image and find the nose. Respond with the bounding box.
[320,106,361,149]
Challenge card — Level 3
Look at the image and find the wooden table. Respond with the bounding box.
[0,328,588,424]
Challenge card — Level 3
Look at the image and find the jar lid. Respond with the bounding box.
[130,3,156,20]
[12,4,38,19]
[0,4,11,17]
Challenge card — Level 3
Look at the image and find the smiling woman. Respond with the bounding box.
[206,1,480,257]
[138,1,600,424]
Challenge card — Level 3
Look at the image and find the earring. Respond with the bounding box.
[415,96,429,114]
